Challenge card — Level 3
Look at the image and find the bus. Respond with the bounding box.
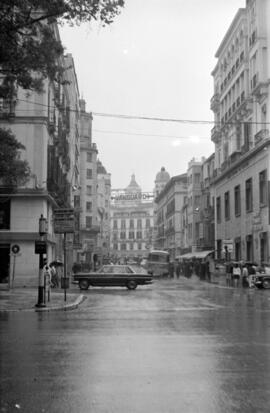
[147,250,170,276]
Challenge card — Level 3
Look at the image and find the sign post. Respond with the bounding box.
[10,244,20,288]
[54,209,75,302]
[35,214,48,308]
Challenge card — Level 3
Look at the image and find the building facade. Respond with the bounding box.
[211,0,270,263]
[110,175,154,261]
[154,173,187,258]
[97,160,111,262]
[77,102,99,266]
[0,28,80,286]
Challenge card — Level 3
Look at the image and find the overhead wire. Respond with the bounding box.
[14,97,270,126]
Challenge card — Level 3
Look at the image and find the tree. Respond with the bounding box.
[0,128,31,187]
[0,0,125,98]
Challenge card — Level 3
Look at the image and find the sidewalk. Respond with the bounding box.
[0,287,86,312]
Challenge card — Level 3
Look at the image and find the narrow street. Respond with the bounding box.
[1,278,270,413]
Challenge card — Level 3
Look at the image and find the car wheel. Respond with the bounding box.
[79,280,89,290]
[126,280,137,290]
[262,279,270,289]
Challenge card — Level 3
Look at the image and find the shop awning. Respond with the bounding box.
[176,250,214,260]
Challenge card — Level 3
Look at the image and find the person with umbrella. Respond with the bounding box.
[50,260,63,288]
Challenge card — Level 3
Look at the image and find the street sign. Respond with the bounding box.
[35,240,47,254]
[223,239,233,253]
[11,244,20,254]
[54,208,75,233]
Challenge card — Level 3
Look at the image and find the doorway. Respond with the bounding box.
[0,244,10,284]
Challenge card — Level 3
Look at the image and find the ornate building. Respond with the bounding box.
[110,175,154,261]
[211,0,270,263]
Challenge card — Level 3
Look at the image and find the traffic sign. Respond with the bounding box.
[11,244,20,254]
[35,240,47,254]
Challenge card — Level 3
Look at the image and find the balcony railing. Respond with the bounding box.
[255,129,269,145]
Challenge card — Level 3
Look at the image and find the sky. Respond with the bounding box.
[60,0,246,192]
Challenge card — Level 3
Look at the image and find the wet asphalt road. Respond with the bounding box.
[1,277,270,413]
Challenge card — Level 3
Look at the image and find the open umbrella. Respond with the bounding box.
[50,260,64,267]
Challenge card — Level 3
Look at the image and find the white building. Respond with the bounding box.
[110,175,154,261]
[0,27,80,286]
[211,0,270,263]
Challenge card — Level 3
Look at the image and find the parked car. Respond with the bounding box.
[73,264,153,290]
[254,274,270,289]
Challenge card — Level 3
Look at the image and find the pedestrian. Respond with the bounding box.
[247,264,256,288]
[176,260,180,278]
[232,263,241,287]
[226,262,232,286]
[205,260,210,282]
[43,263,52,302]
[169,261,174,278]
[208,256,215,283]
[242,264,249,288]
[50,264,58,288]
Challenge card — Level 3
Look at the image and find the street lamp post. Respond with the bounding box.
[35,214,48,308]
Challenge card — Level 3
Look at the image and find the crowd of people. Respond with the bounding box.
[168,258,213,281]
[166,258,268,289]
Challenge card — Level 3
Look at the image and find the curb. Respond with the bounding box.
[35,294,86,312]
[0,294,86,313]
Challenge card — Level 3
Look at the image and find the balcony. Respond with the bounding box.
[210,93,220,112]
[255,129,269,145]
[211,125,221,143]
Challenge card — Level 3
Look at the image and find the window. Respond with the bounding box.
[129,231,134,239]
[136,231,142,239]
[137,219,142,229]
[129,243,133,250]
[146,218,150,228]
[259,170,267,205]
[86,185,92,196]
[121,219,126,229]
[113,220,118,229]
[245,178,253,212]
[113,243,118,250]
[86,201,92,212]
[120,243,126,251]
[246,235,253,261]
[137,243,142,250]
[113,233,117,241]
[194,195,200,208]
[243,123,251,151]
[120,231,126,240]
[86,216,92,227]
[235,238,241,261]
[194,173,200,184]
[0,199,10,229]
[224,191,230,220]
[87,152,92,162]
[86,169,92,179]
[234,185,241,216]
[129,219,134,229]
[216,197,221,223]
[74,195,80,208]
